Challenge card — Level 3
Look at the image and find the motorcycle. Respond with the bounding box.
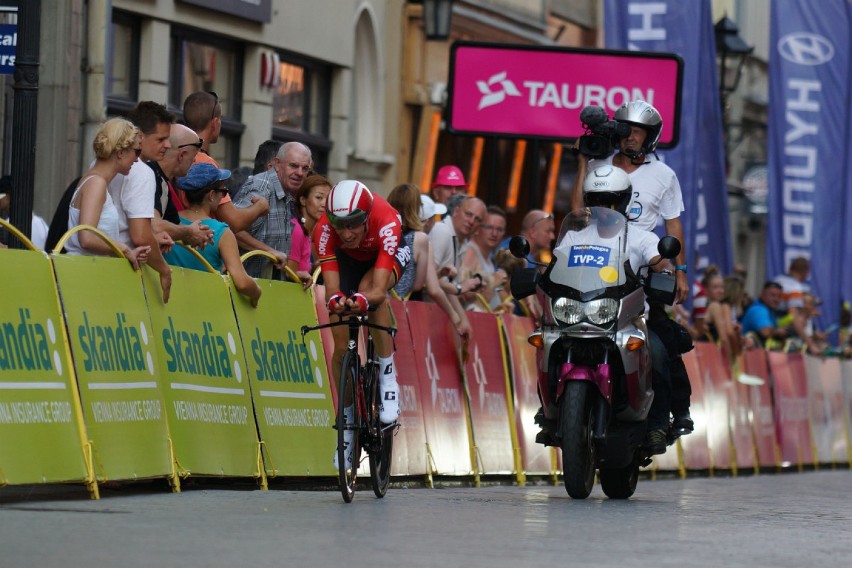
[509,207,680,499]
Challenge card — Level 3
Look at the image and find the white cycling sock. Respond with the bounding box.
[378,355,397,385]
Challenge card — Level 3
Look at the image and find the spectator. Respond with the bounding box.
[253,140,283,174]
[233,142,312,280]
[387,183,470,337]
[108,101,175,303]
[418,194,446,234]
[182,91,269,233]
[691,265,720,339]
[164,163,261,307]
[430,165,467,206]
[503,209,556,268]
[724,274,751,322]
[0,175,49,250]
[460,205,511,312]
[799,292,829,353]
[773,257,821,355]
[741,281,788,348]
[149,123,214,250]
[64,118,150,268]
[428,194,485,297]
[696,269,740,364]
[291,173,332,273]
[493,248,529,316]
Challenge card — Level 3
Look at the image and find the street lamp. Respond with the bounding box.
[422,0,453,41]
[715,16,753,105]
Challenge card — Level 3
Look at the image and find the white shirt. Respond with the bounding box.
[429,216,461,271]
[591,155,684,231]
[107,159,156,246]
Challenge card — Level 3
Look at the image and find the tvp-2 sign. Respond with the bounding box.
[447,41,683,147]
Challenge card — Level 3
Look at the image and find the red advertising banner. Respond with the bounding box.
[404,301,473,475]
[448,42,683,145]
[674,351,710,470]
[803,355,847,466]
[500,313,554,475]
[694,343,733,470]
[739,349,779,469]
[461,312,515,474]
[767,352,813,467]
[388,300,431,476]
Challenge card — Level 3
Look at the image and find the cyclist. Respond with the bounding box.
[313,179,410,469]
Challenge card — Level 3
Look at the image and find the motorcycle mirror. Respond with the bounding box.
[508,236,530,259]
[657,235,681,260]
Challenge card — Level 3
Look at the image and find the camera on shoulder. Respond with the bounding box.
[577,105,631,159]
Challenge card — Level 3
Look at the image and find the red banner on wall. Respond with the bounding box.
[678,350,711,470]
[404,301,473,475]
[739,349,779,469]
[694,343,733,470]
[767,351,813,467]
[804,354,847,466]
[500,313,554,475]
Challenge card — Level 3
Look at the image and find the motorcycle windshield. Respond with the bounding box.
[545,207,632,299]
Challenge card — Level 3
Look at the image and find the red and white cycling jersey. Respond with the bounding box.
[313,195,404,274]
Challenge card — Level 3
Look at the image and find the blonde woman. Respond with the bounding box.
[387,184,471,338]
[66,118,150,267]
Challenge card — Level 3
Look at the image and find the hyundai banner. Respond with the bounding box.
[768,0,851,333]
[447,42,683,146]
[605,0,732,281]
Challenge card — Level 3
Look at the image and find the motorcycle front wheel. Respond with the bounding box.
[560,381,596,499]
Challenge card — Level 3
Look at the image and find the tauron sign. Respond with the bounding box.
[448,41,682,147]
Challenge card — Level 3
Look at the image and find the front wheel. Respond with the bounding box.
[337,351,361,503]
[366,363,393,498]
[599,463,639,499]
[560,381,596,499]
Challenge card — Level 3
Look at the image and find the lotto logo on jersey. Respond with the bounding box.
[379,222,398,255]
[395,244,411,267]
[568,244,611,267]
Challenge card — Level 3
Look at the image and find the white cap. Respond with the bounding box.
[419,194,447,220]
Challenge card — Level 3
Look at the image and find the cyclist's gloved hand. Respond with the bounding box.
[327,292,346,314]
[348,293,369,313]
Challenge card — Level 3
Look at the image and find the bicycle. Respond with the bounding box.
[301,313,398,503]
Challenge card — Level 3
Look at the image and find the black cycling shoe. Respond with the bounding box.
[671,411,694,435]
[643,429,668,455]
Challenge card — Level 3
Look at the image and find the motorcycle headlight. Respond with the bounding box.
[585,298,619,325]
[552,297,583,325]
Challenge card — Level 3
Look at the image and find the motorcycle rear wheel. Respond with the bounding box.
[560,381,596,499]
[599,463,639,499]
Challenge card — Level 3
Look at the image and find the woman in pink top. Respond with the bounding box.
[291,173,332,274]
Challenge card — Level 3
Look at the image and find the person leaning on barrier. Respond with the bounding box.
[741,281,787,348]
[163,163,261,308]
[65,118,151,268]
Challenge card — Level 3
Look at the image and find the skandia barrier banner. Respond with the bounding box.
[767,0,852,334]
[52,255,174,482]
[605,0,733,277]
[388,300,430,476]
[231,279,336,478]
[447,41,682,145]
[500,313,554,475]
[462,311,515,475]
[404,302,472,475]
[0,249,90,485]
[142,266,262,480]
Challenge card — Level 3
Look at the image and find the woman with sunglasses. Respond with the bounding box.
[164,163,261,307]
[65,117,151,268]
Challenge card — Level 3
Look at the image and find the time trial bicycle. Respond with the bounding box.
[302,313,397,503]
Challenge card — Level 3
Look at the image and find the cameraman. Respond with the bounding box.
[570,100,692,448]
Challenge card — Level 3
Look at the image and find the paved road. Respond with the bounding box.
[1,470,850,567]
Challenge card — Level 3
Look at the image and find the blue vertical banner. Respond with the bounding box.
[604,0,733,278]
[767,0,851,332]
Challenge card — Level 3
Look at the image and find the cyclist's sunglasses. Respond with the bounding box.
[328,212,367,231]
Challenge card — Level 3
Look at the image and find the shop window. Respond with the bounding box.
[106,11,140,111]
[170,29,244,169]
[271,55,332,174]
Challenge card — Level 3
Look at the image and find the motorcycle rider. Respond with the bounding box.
[569,100,693,444]
[541,165,675,455]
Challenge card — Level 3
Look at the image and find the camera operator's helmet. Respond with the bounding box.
[614,100,663,153]
[326,179,373,230]
[583,165,633,217]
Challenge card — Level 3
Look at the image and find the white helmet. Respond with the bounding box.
[614,100,663,153]
[583,165,633,217]
[326,179,373,229]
